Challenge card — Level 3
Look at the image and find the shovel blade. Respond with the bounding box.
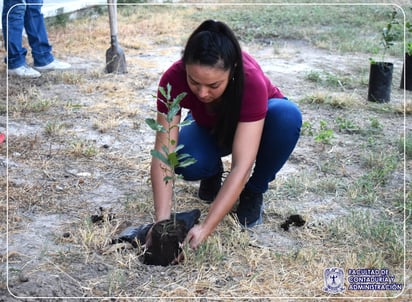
[105,43,127,74]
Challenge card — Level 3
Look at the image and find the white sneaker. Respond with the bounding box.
[8,65,41,78]
[34,59,71,71]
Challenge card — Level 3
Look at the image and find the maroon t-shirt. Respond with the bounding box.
[157,51,284,128]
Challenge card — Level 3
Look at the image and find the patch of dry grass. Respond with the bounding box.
[301,90,366,109]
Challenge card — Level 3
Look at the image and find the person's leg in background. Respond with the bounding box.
[1,0,38,76]
[25,0,53,67]
[2,0,70,77]
[25,0,70,71]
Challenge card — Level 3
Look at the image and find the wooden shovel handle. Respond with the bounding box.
[108,0,118,37]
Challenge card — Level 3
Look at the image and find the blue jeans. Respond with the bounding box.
[2,0,54,69]
[176,98,302,193]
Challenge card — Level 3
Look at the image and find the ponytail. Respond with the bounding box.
[182,20,244,149]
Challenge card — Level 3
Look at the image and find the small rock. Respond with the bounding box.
[19,273,29,282]
[76,172,91,177]
[62,232,71,238]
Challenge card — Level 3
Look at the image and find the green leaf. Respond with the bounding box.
[161,145,170,158]
[174,144,184,152]
[158,86,167,99]
[168,152,179,168]
[145,118,166,132]
[178,119,194,128]
[173,92,187,106]
[176,152,197,168]
[166,83,172,100]
[178,158,197,168]
[176,152,191,160]
[166,105,181,123]
[150,149,169,166]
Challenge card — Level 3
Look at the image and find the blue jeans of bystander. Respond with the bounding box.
[2,0,54,69]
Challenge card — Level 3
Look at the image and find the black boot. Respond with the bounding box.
[236,188,263,227]
[198,169,223,203]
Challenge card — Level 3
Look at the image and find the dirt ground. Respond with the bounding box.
[0,8,411,301]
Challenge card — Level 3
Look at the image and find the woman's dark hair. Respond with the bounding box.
[182,20,244,149]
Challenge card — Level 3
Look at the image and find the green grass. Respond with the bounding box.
[335,116,362,134]
[314,120,335,145]
[189,4,405,56]
[328,210,404,265]
[69,139,98,157]
[348,151,399,205]
[399,131,412,160]
[304,70,357,89]
[44,120,64,136]
[8,89,56,115]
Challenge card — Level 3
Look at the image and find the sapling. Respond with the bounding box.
[370,9,400,64]
[367,9,400,102]
[145,83,197,226]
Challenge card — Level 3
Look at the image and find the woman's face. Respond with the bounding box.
[186,64,230,104]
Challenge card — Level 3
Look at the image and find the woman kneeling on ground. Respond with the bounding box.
[149,20,302,250]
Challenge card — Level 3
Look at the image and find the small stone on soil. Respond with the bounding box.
[62,232,71,238]
[19,273,29,282]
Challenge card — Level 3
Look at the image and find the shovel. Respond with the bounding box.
[105,0,127,73]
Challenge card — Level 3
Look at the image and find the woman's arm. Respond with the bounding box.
[151,112,181,222]
[185,118,265,249]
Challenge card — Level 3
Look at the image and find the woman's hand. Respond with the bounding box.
[184,223,210,250]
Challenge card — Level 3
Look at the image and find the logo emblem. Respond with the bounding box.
[323,267,345,294]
